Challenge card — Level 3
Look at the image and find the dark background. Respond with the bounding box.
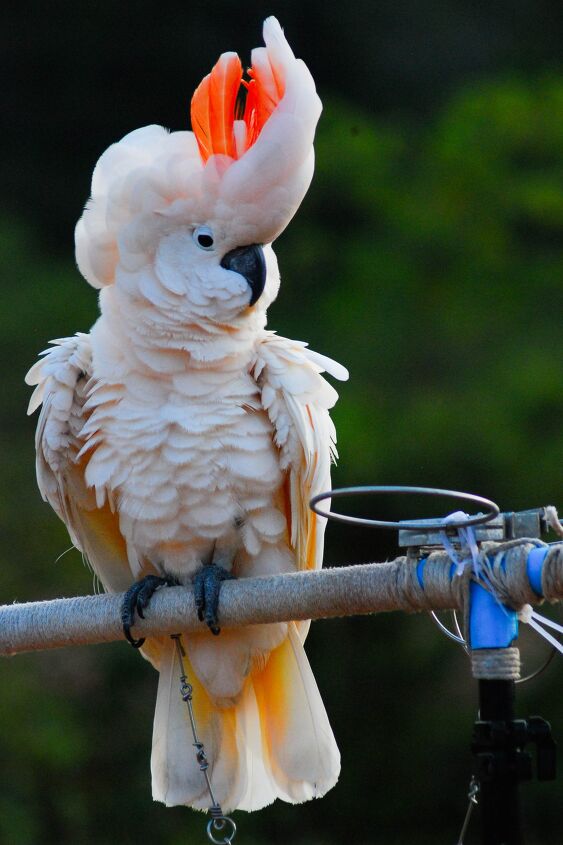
[1,2,562,843]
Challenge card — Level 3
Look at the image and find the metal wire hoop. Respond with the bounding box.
[309,485,500,530]
[207,816,237,845]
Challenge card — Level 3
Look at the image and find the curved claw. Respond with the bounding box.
[121,575,176,649]
[193,564,235,635]
[124,629,146,649]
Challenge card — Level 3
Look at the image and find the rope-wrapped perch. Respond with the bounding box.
[1,544,562,657]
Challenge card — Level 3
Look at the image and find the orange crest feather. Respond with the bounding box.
[190,50,284,163]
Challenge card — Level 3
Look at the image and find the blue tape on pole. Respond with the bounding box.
[417,548,546,649]
[527,546,548,598]
[469,582,518,649]
[417,558,457,589]
[416,558,426,589]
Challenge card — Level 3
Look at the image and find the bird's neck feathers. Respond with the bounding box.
[93,283,265,381]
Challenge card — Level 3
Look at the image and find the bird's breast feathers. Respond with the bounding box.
[79,353,290,579]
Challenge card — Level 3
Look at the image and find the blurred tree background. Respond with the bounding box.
[1,1,562,843]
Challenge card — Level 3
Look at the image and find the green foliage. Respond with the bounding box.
[276,76,563,511]
[1,74,562,844]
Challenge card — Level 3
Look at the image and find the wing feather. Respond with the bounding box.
[253,333,348,574]
[26,334,133,592]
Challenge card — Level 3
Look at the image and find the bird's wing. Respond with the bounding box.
[26,334,133,593]
[253,332,348,573]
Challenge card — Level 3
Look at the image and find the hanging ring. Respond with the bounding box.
[310,485,499,530]
[207,816,237,845]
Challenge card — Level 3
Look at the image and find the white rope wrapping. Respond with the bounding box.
[1,543,562,658]
[471,647,521,680]
[1,559,418,656]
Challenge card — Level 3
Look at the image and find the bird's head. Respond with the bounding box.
[75,17,321,329]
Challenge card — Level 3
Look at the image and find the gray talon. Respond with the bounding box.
[121,574,176,648]
[193,564,235,635]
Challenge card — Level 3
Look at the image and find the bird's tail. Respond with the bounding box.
[149,624,340,812]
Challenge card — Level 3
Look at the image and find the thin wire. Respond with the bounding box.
[429,611,466,648]
[171,635,237,845]
[452,610,465,642]
[456,777,479,845]
[516,646,557,685]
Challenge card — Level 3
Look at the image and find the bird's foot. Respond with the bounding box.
[193,564,235,636]
[121,574,177,648]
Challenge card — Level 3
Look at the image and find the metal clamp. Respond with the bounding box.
[398,507,551,549]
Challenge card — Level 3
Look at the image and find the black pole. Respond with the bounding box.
[475,679,522,845]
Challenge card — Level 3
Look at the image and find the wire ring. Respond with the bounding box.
[309,486,499,530]
[207,816,237,845]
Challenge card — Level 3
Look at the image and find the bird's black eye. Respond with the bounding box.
[193,225,214,251]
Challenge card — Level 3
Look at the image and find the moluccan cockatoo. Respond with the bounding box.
[26,17,348,813]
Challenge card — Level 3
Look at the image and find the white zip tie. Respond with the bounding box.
[518,605,563,656]
[545,506,563,538]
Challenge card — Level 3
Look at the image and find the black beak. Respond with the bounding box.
[220,244,266,306]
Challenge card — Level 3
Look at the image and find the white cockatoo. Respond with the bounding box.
[26,17,348,813]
